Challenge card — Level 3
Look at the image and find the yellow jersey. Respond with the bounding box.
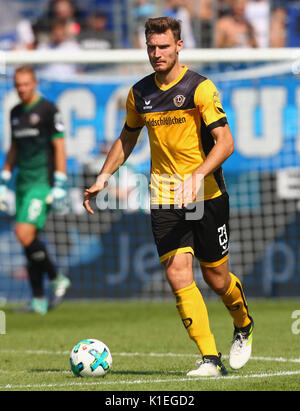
[125,66,228,204]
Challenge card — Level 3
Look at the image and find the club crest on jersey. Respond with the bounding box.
[29,113,40,125]
[173,95,185,108]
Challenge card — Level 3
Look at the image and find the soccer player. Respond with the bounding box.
[0,65,71,314]
[83,17,254,376]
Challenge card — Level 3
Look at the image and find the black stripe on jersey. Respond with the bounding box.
[124,122,143,132]
[132,70,207,114]
[200,118,227,194]
[207,117,228,132]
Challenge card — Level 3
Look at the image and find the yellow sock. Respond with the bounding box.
[221,273,251,328]
[174,281,218,357]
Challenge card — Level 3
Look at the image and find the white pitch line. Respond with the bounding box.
[115,352,300,364]
[248,356,300,364]
[1,350,300,363]
[0,369,71,375]
[1,370,300,390]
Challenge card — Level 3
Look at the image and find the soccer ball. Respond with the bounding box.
[70,338,112,377]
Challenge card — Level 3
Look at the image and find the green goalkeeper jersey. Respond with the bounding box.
[10,96,65,192]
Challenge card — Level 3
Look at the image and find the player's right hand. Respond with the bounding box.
[0,185,8,212]
[0,170,12,213]
[83,180,108,215]
[46,171,68,213]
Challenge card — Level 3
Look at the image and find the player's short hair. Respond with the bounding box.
[145,17,181,43]
[14,65,36,80]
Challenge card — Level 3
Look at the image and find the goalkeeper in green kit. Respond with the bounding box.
[0,66,70,314]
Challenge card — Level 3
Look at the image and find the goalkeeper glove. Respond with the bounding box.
[0,170,12,213]
[47,171,68,213]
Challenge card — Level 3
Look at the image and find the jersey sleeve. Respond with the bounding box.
[194,79,227,131]
[10,106,19,141]
[125,87,144,131]
[10,109,15,141]
[48,105,65,140]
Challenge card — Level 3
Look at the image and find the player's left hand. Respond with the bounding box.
[83,177,108,215]
[172,173,204,208]
[47,171,68,213]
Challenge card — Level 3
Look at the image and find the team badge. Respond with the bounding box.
[173,95,185,108]
[29,113,40,125]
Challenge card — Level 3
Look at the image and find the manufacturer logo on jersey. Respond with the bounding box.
[143,99,152,110]
[173,95,185,108]
[29,113,40,125]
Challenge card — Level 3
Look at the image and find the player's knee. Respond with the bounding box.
[166,265,193,291]
[14,225,36,247]
[202,266,230,295]
[211,282,228,295]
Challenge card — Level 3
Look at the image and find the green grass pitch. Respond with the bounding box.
[0,298,300,391]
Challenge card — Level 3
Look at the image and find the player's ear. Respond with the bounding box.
[176,39,183,54]
[31,74,38,88]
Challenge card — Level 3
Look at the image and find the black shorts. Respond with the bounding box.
[151,193,230,267]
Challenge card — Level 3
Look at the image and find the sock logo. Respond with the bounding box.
[182,318,193,329]
[31,250,46,262]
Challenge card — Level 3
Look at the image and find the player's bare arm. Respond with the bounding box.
[174,124,234,206]
[196,123,234,177]
[83,126,141,214]
[0,141,17,211]
[52,138,66,175]
[3,141,17,173]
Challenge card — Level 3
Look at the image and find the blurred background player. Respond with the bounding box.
[214,0,258,48]
[0,65,71,314]
[37,19,81,78]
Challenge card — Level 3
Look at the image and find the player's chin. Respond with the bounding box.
[154,66,169,74]
[151,62,166,71]
[19,93,28,101]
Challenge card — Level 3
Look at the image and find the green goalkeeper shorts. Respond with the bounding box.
[16,185,51,230]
